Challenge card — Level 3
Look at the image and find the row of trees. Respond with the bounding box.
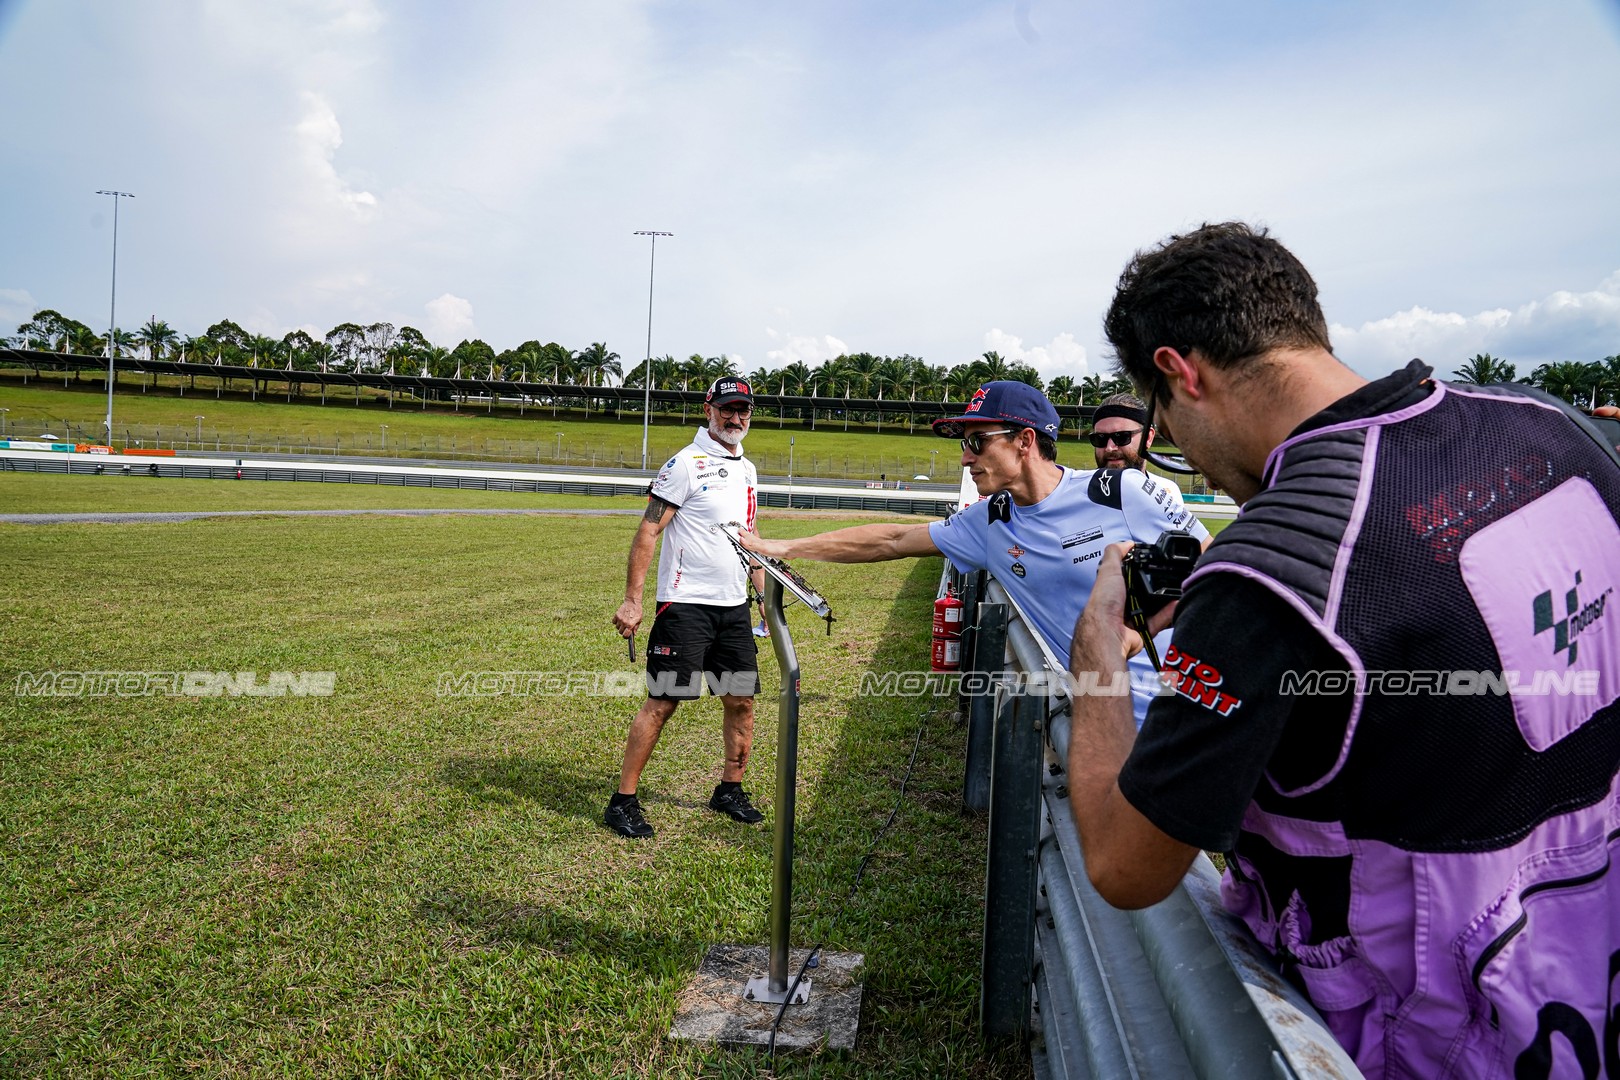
[10,310,1617,409]
[1450,353,1620,409]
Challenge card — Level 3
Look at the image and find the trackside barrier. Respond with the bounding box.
[966,576,1363,1079]
[0,449,960,516]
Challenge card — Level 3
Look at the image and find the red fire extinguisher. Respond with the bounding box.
[931,587,964,672]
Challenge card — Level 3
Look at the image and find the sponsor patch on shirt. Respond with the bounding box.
[1161,644,1241,716]
[1006,545,1025,558]
[1062,528,1104,549]
[1009,561,1027,578]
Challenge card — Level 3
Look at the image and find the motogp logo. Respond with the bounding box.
[1534,570,1612,665]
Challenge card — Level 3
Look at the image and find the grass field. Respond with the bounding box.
[0,374,1193,485]
[0,472,650,515]
[0,494,1027,1078]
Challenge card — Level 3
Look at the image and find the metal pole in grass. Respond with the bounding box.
[96,189,133,444]
[634,230,672,471]
[752,576,803,1002]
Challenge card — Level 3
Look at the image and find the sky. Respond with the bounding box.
[2,0,1618,385]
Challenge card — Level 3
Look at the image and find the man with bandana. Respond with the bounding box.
[1088,392,1158,472]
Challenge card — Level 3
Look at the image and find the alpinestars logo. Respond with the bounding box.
[1534,570,1612,665]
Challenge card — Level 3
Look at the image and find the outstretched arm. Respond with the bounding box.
[739,521,940,563]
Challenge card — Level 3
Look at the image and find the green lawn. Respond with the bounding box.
[0,508,1025,1078]
[0,473,648,515]
[0,373,1191,485]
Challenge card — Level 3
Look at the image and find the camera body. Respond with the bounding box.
[1122,529,1202,615]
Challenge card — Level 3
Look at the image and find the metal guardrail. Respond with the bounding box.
[0,449,961,517]
[960,574,1363,1079]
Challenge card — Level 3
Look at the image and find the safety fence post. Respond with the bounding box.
[980,683,1045,1037]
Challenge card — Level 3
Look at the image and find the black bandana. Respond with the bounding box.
[1091,403,1149,427]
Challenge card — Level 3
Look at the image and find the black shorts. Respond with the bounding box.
[644,601,760,701]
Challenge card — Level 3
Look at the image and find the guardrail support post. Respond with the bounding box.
[980,688,1044,1038]
[962,593,1002,812]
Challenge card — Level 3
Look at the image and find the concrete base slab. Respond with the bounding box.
[669,943,864,1052]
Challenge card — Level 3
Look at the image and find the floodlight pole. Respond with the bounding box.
[634,230,673,471]
[97,190,134,445]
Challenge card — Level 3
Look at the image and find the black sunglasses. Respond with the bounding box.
[1087,428,1143,449]
[960,428,1017,454]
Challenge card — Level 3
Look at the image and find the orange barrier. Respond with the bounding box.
[121,448,177,457]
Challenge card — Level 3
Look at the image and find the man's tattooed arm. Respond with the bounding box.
[643,494,676,524]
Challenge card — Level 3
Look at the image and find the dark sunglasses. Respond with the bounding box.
[960,428,1017,454]
[1087,428,1143,449]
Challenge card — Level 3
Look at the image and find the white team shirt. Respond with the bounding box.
[648,427,759,605]
[928,464,1210,723]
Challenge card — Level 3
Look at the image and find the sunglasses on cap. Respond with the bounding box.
[1087,428,1143,449]
[960,429,1018,454]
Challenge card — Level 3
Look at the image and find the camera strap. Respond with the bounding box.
[1122,563,1165,672]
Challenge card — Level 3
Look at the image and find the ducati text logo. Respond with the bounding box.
[1534,571,1612,665]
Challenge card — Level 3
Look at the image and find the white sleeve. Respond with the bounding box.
[648,453,691,507]
[1152,476,1212,541]
[1123,472,1208,542]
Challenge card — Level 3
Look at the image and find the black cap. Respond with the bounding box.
[705,377,753,406]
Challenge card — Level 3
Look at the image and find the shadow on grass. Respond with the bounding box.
[438,753,607,824]
[417,887,701,966]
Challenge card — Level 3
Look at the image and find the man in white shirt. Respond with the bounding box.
[740,381,1209,723]
[606,377,768,839]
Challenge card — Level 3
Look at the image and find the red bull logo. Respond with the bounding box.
[964,387,988,413]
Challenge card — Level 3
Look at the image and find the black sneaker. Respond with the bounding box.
[604,796,655,839]
[709,785,765,824]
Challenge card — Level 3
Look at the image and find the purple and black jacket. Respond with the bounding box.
[1189,377,1620,1077]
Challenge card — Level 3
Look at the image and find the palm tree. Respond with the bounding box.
[421,345,454,379]
[945,363,982,404]
[1591,355,1620,408]
[1047,376,1078,405]
[108,328,137,358]
[1452,353,1516,385]
[246,334,280,368]
[137,318,178,361]
[1006,363,1043,391]
[976,351,1014,383]
[1530,361,1597,406]
[72,325,104,357]
[577,342,622,388]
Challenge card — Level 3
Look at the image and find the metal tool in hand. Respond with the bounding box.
[716,523,835,633]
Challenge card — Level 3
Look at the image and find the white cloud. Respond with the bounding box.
[294,92,378,218]
[982,328,1089,382]
[1333,271,1620,378]
[0,288,39,331]
[424,294,476,345]
[763,329,849,369]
